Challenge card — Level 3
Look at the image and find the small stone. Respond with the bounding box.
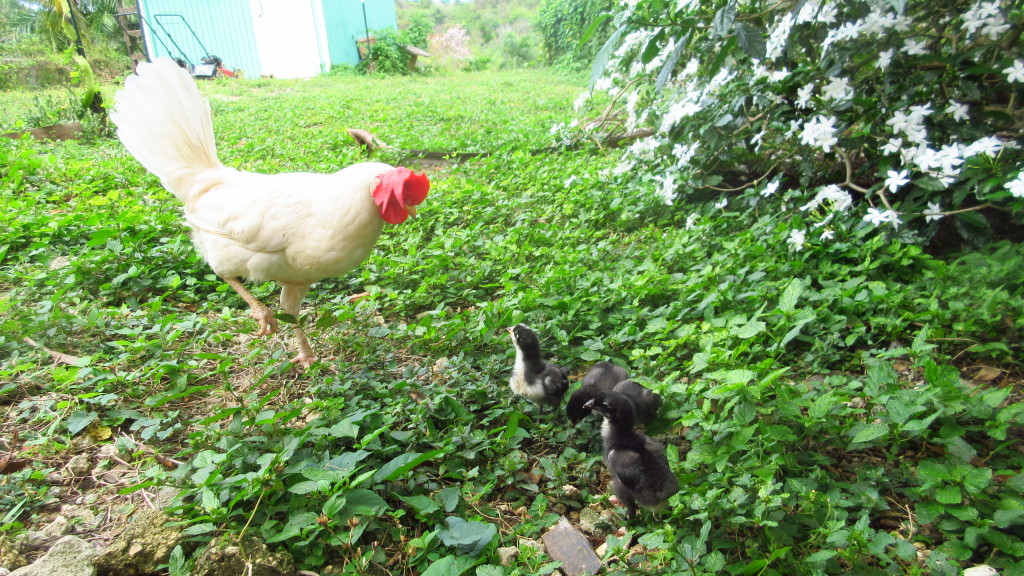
[541,516,601,576]
[38,516,69,540]
[497,546,519,566]
[9,535,99,576]
[94,510,185,576]
[63,455,91,478]
[192,534,294,576]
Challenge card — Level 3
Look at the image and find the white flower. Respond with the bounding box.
[797,1,837,24]
[800,116,839,153]
[945,102,970,121]
[660,98,703,132]
[673,143,698,168]
[881,138,903,156]
[885,169,910,193]
[685,213,699,229]
[923,202,944,222]
[788,229,806,250]
[962,1,1009,40]
[1006,173,1024,198]
[714,197,728,209]
[766,13,795,60]
[1004,60,1024,83]
[902,39,929,56]
[761,180,781,197]
[820,229,835,241]
[656,172,676,205]
[801,184,852,212]
[796,83,815,109]
[863,207,903,228]
[564,175,579,188]
[876,48,894,70]
[751,130,767,149]
[822,77,854,102]
[964,136,1004,157]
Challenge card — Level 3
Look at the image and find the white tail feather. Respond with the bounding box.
[110,58,221,204]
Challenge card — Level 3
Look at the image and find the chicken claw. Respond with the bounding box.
[225,277,278,337]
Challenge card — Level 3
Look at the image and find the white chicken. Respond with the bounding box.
[110,58,429,368]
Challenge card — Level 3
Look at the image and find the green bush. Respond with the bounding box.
[537,0,617,69]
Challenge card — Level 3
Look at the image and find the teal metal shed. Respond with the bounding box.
[136,0,398,78]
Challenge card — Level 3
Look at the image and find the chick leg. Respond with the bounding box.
[280,283,315,369]
[224,277,279,337]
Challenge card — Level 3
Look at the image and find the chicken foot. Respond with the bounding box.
[280,283,315,369]
[224,277,279,337]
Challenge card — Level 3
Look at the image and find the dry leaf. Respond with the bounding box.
[86,423,113,441]
[974,367,1002,382]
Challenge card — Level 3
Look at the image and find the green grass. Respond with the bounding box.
[1,68,1022,575]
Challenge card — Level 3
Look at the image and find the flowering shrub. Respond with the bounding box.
[569,0,1023,246]
[428,25,473,70]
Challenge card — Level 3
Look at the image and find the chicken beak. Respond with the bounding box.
[583,398,596,410]
[406,205,418,218]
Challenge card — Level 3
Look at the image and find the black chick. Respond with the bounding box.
[566,361,630,424]
[584,390,679,520]
[611,379,662,427]
[507,324,569,413]
[567,364,661,427]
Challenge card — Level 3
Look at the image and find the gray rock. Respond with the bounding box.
[94,509,185,576]
[10,535,99,576]
[497,546,519,566]
[192,534,295,576]
[64,454,91,478]
[577,508,614,537]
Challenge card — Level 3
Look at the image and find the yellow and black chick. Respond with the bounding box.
[584,390,679,520]
[506,324,569,413]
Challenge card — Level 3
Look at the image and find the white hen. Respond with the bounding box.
[110,58,429,368]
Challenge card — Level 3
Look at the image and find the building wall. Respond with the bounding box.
[138,0,398,77]
[139,0,262,76]
[322,0,399,67]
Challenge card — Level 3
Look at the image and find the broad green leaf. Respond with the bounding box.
[288,480,321,495]
[935,485,962,505]
[590,25,627,89]
[67,411,98,435]
[712,2,737,37]
[733,320,766,339]
[850,422,889,444]
[374,450,444,482]
[778,279,804,313]
[341,488,388,517]
[655,33,689,94]
[579,13,612,46]
[182,523,217,535]
[400,494,440,516]
[439,517,498,556]
[422,555,477,576]
[734,22,766,60]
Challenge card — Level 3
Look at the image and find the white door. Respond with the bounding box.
[249,0,327,78]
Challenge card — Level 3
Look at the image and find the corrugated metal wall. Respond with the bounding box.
[139,0,261,76]
[138,0,399,76]
[322,0,398,67]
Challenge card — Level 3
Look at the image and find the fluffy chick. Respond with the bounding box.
[507,324,569,412]
[584,390,679,520]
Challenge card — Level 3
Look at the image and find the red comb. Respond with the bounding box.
[373,167,430,224]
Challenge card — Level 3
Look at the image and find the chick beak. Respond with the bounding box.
[582,398,596,410]
[406,205,418,218]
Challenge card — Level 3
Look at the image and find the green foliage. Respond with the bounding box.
[2,68,1022,575]
[536,0,617,69]
[571,0,1024,247]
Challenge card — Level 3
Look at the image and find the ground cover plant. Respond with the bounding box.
[1,64,1022,576]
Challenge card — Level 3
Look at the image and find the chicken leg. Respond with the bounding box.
[280,283,315,369]
[224,277,279,336]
